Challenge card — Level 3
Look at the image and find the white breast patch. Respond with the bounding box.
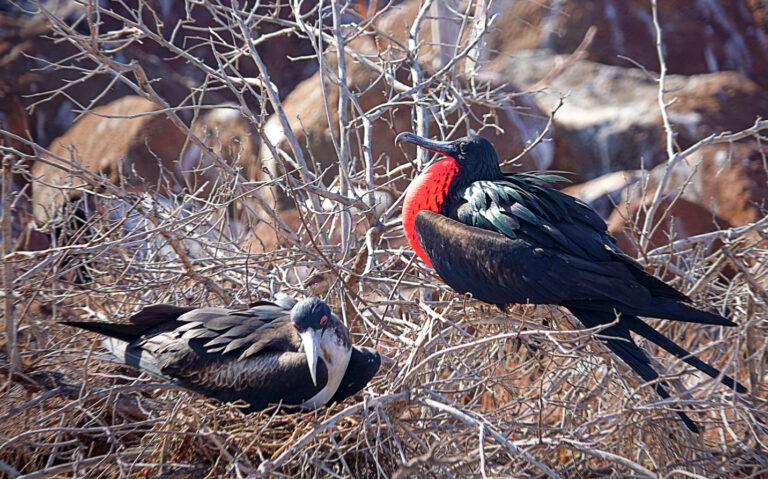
[300,331,352,409]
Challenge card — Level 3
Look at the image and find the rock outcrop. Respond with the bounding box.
[31,96,187,223]
[488,0,768,90]
[488,53,768,181]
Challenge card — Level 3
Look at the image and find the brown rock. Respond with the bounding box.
[607,197,732,257]
[1,12,98,153]
[561,170,643,219]
[487,53,768,181]
[673,72,768,142]
[180,106,260,198]
[32,98,262,225]
[624,139,768,227]
[488,0,768,90]
[0,4,318,158]
[31,96,186,223]
[565,139,767,253]
[695,141,768,226]
[747,0,768,39]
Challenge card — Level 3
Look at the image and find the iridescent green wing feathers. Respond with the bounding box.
[454,172,608,248]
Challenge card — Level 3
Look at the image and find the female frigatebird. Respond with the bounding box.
[64,296,380,411]
[396,132,746,432]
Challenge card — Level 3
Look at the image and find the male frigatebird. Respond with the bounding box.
[396,132,746,432]
[64,296,380,411]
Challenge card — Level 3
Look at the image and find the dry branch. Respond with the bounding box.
[0,0,764,478]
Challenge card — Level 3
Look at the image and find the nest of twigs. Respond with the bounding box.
[1,181,766,479]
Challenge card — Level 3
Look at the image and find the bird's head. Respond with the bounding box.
[395,132,503,183]
[291,297,333,386]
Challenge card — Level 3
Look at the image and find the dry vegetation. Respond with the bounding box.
[1,0,767,477]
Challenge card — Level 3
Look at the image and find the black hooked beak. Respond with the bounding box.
[395,132,460,168]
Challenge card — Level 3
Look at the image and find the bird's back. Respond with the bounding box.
[436,173,694,312]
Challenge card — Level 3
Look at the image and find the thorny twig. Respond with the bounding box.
[0,1,764,478]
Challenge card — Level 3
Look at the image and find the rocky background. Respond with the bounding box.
[0,1,766,478]
[2,0,766,252]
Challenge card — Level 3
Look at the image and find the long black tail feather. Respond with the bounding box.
[62,321,142,343]
[128,304,195,325]
[569,305,746,432]
[600,323,699,433]
[625,316,747,393]
[635,299,735,327]
[63,304,195,341]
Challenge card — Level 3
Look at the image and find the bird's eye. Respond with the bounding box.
[293,322,300,330]
[319,315,328,326]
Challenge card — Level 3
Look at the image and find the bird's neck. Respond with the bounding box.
[402,157,461,267]
[301,318,351,409]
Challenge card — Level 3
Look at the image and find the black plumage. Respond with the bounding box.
[64,296,380,412]
[398,132,746,432]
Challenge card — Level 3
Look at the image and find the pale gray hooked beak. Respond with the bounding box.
[299,328,321,386]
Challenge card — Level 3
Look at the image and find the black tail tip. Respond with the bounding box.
[61,321,84,328]
[678,411,701,434]
[721,373,748,394]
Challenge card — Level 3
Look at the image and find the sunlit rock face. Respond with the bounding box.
[486,0,768,90]
[31,96,187,224]
[564,139,767,256]
[624,139,768,227]
[180,106,261,199]
[31,97,260,247]
[561,170,643,219]
[487,52,768,182]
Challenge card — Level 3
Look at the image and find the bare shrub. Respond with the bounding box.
[0,0,766,477]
